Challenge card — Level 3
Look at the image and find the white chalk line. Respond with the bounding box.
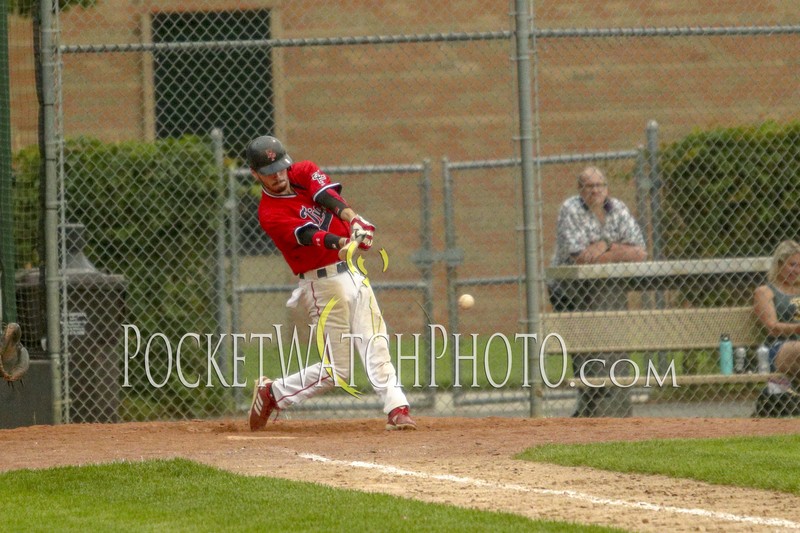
[299,453,800,530]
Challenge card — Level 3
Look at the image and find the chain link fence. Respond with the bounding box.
[5,1,800,422]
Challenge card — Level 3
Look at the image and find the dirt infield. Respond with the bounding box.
[3,416,800,531]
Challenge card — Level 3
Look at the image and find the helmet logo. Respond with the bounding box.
[265,149,277,162]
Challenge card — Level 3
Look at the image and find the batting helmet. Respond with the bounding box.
[246,136,293,175]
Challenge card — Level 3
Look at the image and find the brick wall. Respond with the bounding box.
[8,1,799,330]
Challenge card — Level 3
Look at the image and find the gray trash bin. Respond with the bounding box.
[65,270,127,423]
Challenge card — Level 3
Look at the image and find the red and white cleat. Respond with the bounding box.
[386,405,417,431]
[249,377,279,431]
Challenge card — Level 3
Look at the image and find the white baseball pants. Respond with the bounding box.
[272,267,409,414]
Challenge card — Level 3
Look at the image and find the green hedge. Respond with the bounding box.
[661,121,800,259]
[13,135,230,418]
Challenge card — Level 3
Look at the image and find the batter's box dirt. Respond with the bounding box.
[2,417,800,532]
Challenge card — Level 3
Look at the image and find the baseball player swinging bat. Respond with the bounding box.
[244,135,416,431]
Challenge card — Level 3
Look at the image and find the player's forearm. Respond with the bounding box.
[339,207,357,223]
[312,232,347,250]
[296,226,347,249]
[316,189,350,218]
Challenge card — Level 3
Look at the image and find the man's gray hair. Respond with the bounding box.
[577,166,606,187]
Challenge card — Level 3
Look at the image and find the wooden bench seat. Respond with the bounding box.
[539,306,789,390]
[540,306,763,354]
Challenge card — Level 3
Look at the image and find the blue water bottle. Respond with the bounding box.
[719,334,733,375]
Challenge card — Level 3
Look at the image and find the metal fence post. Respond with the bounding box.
[211,128,230,390]
[228,165,243,406]
[635,142,652,316]
[634,145,648,246]
[442,157,460,401]
[418,159,435,403]
[40,0,63,424]
[647,120,662,262]
[646,120,669,372]
[514,0,542,417]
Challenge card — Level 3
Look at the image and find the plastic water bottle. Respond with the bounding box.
[719,334,733,375]
[756,344,770,374]
[734,346,747,374]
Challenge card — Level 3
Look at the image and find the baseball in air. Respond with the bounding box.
[458,294,475,310]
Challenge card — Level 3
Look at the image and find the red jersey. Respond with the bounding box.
[258,160,351,275]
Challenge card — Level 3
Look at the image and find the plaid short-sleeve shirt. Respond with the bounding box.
[550,196,646,267]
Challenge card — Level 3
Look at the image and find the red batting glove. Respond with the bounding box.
[350,215,375,251]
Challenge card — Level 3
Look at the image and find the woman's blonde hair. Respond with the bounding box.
[768,240,800,285]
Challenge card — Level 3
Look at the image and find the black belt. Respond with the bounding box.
[299,261,349,280]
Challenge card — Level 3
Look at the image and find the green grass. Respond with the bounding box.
[517,434,800,495]
[0,459,621,532]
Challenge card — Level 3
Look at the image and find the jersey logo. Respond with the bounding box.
[300,205,326,227]
[311,170,328,186]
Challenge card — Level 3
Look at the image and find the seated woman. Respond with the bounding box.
[753,240,800,391]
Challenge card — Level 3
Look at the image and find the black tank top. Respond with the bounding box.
[766,283,800,344]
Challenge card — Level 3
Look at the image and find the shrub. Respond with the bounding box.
[660,121,800,260]
[13,135,230,418]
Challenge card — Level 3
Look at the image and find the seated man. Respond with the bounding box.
[549,166,647,417]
